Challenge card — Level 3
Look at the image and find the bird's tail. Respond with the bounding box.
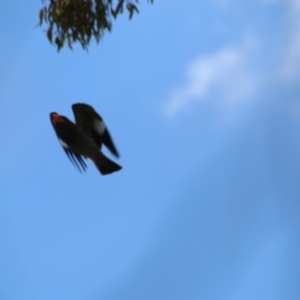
[91,152,122,175]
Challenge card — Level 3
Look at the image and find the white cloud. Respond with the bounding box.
[163,39,257,118]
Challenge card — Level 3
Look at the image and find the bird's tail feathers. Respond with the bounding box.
[91,152,122,175]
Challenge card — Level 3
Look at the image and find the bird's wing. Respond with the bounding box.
[72,103,119,158]
[59,139,87,173]
[50,112,87,173]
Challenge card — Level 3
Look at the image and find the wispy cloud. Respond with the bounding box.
[163,38,257,118]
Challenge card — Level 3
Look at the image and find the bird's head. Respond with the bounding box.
[50,112,67,124]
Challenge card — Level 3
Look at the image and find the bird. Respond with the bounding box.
[50,104,122,175]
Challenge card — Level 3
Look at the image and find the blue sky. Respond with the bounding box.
[1,1,300,299]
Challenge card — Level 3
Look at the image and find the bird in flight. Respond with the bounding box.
[50,103,122,175]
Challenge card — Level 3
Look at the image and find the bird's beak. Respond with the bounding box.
[52,113,65,124]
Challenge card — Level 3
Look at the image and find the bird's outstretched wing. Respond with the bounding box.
[72,103,120,158]
[61,141,87,173]
[50,112,87,172]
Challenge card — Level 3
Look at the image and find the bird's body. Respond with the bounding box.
[55,119,97,157]
[50,104,122,176]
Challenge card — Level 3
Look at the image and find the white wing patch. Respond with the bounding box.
[94,119,105,135]
[59,139,70,149]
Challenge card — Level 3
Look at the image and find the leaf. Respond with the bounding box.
[55,37,62,51]
[115,0,124,16]
[127,3,139,20]
[67,39,73,50]
[39,8,44,25]
[47,27,52,43]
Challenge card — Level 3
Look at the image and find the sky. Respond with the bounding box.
[1,0,300,299]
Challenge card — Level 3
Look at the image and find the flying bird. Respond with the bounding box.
[50,104,122,175]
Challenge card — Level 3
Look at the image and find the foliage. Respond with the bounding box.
[38,0,154,51]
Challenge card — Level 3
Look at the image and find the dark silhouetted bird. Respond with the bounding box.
[50,104,122,175]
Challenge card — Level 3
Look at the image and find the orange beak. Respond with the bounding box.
[52,113,65,124]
